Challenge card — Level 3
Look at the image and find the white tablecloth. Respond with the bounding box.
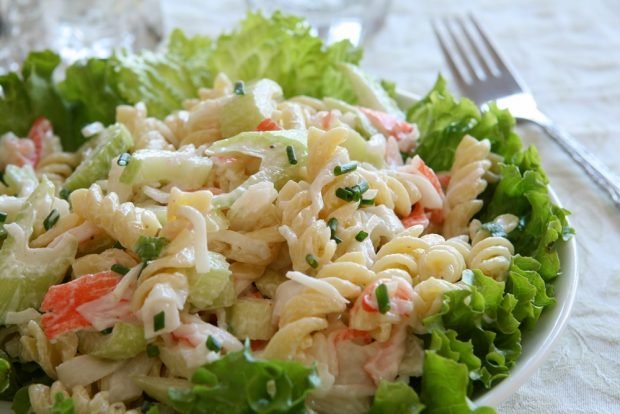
[163,1,620,412]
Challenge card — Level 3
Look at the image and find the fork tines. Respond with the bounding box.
[432,14,522,91]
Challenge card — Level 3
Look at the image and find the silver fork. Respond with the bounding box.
[432,14,620,209]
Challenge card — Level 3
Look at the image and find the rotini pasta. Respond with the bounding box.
[0,32,563,413]
[70,184,161,249]
[443,135,493,238]
[468,214,518,281]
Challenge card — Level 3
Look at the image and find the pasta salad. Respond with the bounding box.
[0,12,573,414]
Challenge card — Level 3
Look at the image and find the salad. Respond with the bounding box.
[0,12,573,414]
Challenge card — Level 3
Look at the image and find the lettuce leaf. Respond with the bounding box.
[0,357,9,393]
[60,29,213,128]
[209,12,361,102]
[58,57,124,134]
[421,352,494,414]
[424,263,554,393]
[406,76,521,171]
[167,343,319,414]
[50,392,74,414]
[481,147,573,279]
[0,350,52,403]
[0,51,80,151]
[367,380,425,414]
[1,13,361,153]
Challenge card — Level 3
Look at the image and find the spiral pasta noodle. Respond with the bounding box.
[29,381,138,414]
[116,103,176,150]
[19,320,78,378]
[69,184,161,250]
[468,214,518,281]
[35,151,81,191]
[443,135,493,238]
[373,226,471,286]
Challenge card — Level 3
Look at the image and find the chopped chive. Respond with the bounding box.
[360,198,375,206]
[111,263,129,275]
[375,283,390,314]
[59,188,70,200]
[153,311,165,332]
[135,236,168,262]
[334,162,357,176]
[100,327,113,335]
[233,80,246,95]
[43,209,60,231]
[327,217,338,233]
[335,187,354,201]
[0,212,6,223]
[113,240,124,250]
[117,152,132,166]
[355,230,369,242]
[206,335,222,352]
[356,180,369,194]
[327,217,340,243]
[305,254,319,269]
[146,343,160,358]
[0,227,6,241]
[286,145,297,165]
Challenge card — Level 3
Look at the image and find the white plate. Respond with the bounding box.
[0,92,578,413]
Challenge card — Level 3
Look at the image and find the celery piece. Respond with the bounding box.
[78,322,147,360]
[119,149,212,188]
[220,79,283,137]
[208,129,307,208]
[340,128,384,168]
[0,178,78,323]
[63,124,133,193]
[228,298,275,340]
[337,63,404,119]
[132,375,191,406]
[255,270,288,299]
[323,97,378,138]
[186,252,234,310]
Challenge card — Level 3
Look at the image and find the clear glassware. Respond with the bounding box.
[0,0,162,73]
[246,0,392,46]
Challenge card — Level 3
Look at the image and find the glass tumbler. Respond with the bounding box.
[0,0,162,73]
[246,0,392,46]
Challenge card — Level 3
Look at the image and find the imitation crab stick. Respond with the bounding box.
[359,107,413,140]
[401,203,430,229]
[41,271,121,340]
[26,117,52,167]
[255,118,281,131]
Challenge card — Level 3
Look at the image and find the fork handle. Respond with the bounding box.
[528,118,620,209]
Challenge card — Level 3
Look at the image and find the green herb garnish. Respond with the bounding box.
[233,80,246,95]
[286,145,297,165]
[153,311,165,332]
[111,263,129,275]
[334,162,357,176]
[355,230,369,242]
[134,236,168,262]
[43,209,60,230]
[305,254,319,269]
[117,152,132,166]
[375,283,390,314]
[206,336,222,352]
[146,343,160,358]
